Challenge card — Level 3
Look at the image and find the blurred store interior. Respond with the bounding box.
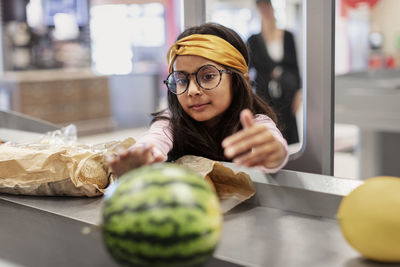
[0,0,399,180]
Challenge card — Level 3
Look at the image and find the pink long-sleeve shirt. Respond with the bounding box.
[134,114,289,173]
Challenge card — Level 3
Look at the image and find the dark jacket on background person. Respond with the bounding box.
[247,30,301,144]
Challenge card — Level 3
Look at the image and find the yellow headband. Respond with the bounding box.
[167,34,248,74]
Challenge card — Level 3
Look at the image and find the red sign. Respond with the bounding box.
[341,0,380,17]
[343,0,379,8]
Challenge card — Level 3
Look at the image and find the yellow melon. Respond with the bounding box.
[337,176,400,262]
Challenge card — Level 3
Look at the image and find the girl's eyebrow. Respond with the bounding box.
[174,64,221,74]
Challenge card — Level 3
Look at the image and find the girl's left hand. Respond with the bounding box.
[107,144,164,177]
[222,109,286,169]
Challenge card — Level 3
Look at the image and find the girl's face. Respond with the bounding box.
[173,55,232,128]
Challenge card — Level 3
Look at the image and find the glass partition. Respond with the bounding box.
[206,0,304,154]
[183,0,334,175]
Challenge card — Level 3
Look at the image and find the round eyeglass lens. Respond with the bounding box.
[197,65,221,89]
[167,72,187,94]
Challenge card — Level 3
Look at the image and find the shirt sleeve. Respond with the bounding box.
[132,119,173,161]
[254,114,289,173]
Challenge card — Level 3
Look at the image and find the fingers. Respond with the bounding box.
[222,109,285,169]
[152,149,166,163]
[240,109,254,129]
[233,141,284,168]
[223,124,274,158]
[222,109,256,154]
[107,144,159,177]
[153,154,165,163]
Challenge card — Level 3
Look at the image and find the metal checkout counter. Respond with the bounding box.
[0,110,370,267]
[0,0,389,266]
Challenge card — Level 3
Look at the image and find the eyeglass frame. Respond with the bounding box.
[163,64,233,95]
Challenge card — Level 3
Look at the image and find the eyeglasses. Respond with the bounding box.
[163,64,232,95]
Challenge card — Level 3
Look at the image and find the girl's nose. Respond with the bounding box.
[186,75,202,96]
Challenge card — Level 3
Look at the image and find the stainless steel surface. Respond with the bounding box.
[0,195,104,225]
[336,70,400,178]
[0,258,23,267]
[224,163,362,219]
[0,166,362,224]
[0,197,240,267]
[0,199,117,267]
[0,110,58,134]
[357,130,400,178]
[217,204,358,267]
[0,165,368,267]
[0,110,59,143]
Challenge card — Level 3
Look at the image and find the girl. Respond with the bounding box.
[108,22,288,177]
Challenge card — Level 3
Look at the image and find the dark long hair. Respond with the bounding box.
[153,22,277,161]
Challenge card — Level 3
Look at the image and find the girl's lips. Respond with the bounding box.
[190,102,210,111]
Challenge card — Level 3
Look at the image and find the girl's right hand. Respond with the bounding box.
[107,144,164,177]
[222,109,286,169]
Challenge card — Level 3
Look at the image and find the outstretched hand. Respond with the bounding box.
[107,144,164,177]
[222,109,286,169]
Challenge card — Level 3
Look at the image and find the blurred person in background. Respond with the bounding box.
[247,0,301,145]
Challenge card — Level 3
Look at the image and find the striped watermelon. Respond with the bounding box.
[102,163,222,267]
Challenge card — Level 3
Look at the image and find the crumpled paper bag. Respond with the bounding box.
[176,155,256,213]
[0,125,135,197]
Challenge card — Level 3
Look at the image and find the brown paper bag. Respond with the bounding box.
[176,155,256,213]
[0,138,135,197]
